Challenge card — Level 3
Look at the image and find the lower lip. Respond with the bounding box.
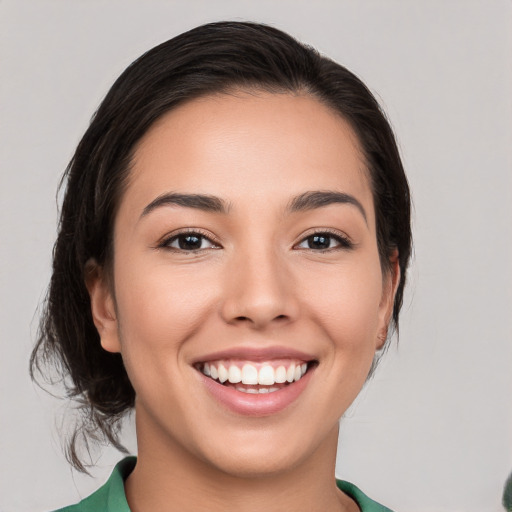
[199,367,315,417]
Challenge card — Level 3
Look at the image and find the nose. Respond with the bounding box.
[220,246,299,329]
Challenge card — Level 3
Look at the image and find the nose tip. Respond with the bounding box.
[220,253,298,329]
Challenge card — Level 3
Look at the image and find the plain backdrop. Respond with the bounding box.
[1,1,511,511]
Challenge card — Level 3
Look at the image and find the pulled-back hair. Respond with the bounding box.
[31,21,411,471]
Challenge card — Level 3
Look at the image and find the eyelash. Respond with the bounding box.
[294,229,353,252]
[158,229,221,253]
[158,228,353,253]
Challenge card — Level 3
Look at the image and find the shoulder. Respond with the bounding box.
[50,457,136,512]
[337,480,394,512]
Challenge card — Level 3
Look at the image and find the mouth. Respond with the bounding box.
[193,347,318,416]
[195,359,316,394]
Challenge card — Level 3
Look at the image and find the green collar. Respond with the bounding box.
[337,479,394,511]
[54,456,393,512]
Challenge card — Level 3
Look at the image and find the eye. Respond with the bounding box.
[295,231,352,251]
[160,231,220,252]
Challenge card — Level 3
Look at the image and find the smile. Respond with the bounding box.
[198,360,311,394]
[193,348,317,416]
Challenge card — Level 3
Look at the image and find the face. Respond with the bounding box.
[89,91,398,477]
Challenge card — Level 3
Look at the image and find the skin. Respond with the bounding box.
[88,91,399,512]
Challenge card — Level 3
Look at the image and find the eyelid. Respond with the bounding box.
[157,228,222,251]
[293,228,354,250]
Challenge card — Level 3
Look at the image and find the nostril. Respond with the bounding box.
[237,314,288,322]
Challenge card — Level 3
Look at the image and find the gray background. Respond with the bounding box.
[1,1,511,511]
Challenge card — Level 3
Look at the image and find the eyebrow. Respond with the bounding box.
[141,193,230,218]
[140,189,367,223]
[287,190,367,223]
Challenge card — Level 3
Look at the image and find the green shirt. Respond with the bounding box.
[53,457,393,512]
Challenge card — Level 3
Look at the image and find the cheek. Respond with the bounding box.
[113,259,218,363]
[300,255,384,351]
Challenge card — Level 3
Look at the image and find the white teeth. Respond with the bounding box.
[201,360,311,387]
[275,366,287,383]
[286,364,296,383]
[241,364,258,385]
[218,364,228,383]
[258,365,275,385]
[228,365,242,384]
[235,385,280,394]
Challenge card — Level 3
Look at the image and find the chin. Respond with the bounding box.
[194,421,333,480]
[205,445,305,479]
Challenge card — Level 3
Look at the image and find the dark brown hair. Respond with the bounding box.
[31,21,412,471]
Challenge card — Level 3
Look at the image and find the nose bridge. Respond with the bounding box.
[221,241,297,328]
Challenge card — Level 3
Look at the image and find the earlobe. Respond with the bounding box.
[85,259,121,354]
[377,249,401,350]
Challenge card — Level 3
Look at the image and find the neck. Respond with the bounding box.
[125,415,357,512]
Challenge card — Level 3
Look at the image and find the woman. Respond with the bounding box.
[31,21,411,512]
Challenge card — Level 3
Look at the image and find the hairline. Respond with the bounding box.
[100,85,384,283]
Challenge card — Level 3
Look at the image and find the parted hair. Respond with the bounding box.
[31,21,412,471]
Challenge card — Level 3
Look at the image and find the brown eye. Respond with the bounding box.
[296,232,352,251]
[306,234,332,250]
[164,232,218,251]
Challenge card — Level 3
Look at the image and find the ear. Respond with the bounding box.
[376,249,401,350]
[85,259,121,353]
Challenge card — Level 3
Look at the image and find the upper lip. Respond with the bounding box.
[192,346,317,364]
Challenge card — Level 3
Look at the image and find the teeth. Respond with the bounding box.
[235,385,281,394]
[228,365,242,383]
[241,364,258,385]
[201,360,310,388]
[275,366,287,383]
[218,364,228,383]
[286,364,296,383]
[258,365,275,385]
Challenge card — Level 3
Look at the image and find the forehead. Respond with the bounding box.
[122,91,374,222]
